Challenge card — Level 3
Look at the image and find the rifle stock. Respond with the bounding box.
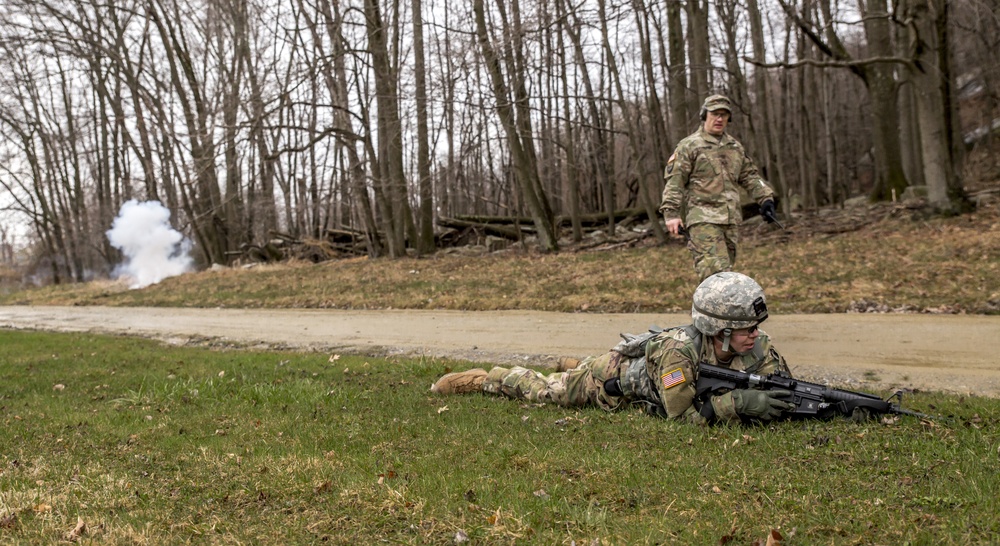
[695,362,935,420]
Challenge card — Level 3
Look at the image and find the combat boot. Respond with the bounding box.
[431,368,488,395]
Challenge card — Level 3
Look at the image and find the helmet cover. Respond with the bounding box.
[692,272,768,336]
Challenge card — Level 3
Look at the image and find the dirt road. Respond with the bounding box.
[1,305,998,397]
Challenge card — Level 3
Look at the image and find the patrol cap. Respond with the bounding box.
[701,94,732,114]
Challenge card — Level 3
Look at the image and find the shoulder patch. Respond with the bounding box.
[661,368,686,389]
[666,153,676,174]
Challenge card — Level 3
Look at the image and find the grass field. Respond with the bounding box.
[1,330,998,544]
[2,196,999,543]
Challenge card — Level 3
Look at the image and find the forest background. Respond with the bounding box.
[0,0,998,284]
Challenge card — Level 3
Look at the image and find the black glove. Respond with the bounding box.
[850,407,875,423]
[732,389,794,421]
[760,200,777,223]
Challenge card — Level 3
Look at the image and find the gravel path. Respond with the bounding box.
[1,306,998,397]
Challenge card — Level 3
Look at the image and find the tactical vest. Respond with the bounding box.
[613,324,767,416]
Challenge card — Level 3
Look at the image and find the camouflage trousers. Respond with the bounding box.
[686,223,738,281]
[483,352,626,410]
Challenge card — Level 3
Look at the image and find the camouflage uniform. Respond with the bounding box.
[437,272,793,426]
[483,351,624,410]
[644,327,788,424]
[481,326,790,426]
[659,95,774,280]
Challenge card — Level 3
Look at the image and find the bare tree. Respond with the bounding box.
[411,0,435,253]
[900,0,966,212]
[773,0,911,202]
[364,0,417,257]
[561,0,615,235]
[472,0,558,250]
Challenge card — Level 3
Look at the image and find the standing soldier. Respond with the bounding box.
[430,272,797,426]
[660,94,780,281]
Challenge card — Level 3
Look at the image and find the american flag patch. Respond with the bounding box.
[661,368,686,389]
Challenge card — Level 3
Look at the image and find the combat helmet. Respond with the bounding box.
[692,272,768,352]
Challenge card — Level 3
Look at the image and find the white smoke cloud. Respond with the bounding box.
[106,200,193,289]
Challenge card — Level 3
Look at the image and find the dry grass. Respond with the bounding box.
[3,198,1000,314]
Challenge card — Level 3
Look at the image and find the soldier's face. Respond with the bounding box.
[703,110,730,136]
[727,325,759,355]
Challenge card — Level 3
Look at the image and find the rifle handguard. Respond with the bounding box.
[695,362,936,421]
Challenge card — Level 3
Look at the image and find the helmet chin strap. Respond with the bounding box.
[721,328,732,353]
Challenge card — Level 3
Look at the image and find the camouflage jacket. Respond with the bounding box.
[644,326,790,425]
[659,128,774,226]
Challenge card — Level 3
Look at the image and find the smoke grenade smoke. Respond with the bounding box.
[107,200,193,288]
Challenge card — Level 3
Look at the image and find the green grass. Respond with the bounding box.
[1,330,998,544]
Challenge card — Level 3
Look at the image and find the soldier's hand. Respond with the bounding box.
[732,389,795,421]
[664,217,685,236]
[849,407,875,423]
[760,200,778,224]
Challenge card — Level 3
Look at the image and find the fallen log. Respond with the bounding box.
[437,217,532,240]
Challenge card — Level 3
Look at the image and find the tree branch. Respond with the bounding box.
[744,55,916,72]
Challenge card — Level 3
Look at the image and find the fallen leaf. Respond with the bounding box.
[712,485,722,494]
[329,354,341,362]
[533,489,549,499]
[33,503,51,513]
[218,371,225,378]
[314,481,332,493]
[454,530,469,543]
[0,512,17,529]
[64,517,87,541]
[53,384,66,391]
[437,406,449,414]
[765,528,783,546]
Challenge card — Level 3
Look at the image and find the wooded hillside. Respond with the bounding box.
[0,0,996,282]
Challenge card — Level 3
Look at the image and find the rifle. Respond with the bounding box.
[695,362,937,421]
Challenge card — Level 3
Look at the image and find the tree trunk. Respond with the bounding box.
[147,0,228,265]
[472,0,558,250]
[304,0,382,256]
[903,0,964,213]
[857,0,909,201]
[562,0,615,236]
[685,0,710,104]
[411,0,435,253]
[364,0,416,256]
[556,0,582,242]
[746,0,786,204]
